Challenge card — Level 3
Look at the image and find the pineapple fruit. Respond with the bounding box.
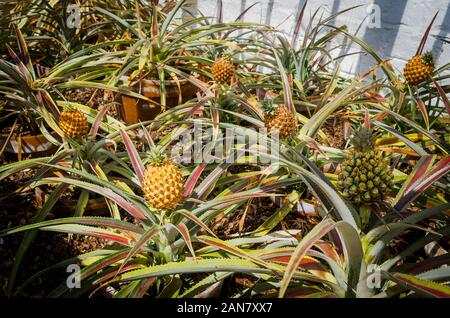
[59,108,89,138]
[211,57,235,84]
[263,104,298,139]
[337,126,393,204]
[403,51,434,86]
[142,159,184,210]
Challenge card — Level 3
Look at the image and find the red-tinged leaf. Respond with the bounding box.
[291,0,308,48]
[42,224,131,245]
[414,88,429,130]
[396,92,406,112]
[273,50,294,112]
[261,250,324,271]
[391,272,450,298]
[403,155,435,194]
[315,241,341,263]
[151,3,159,38]
[258,248,295,261]
[413,156,450,192]
[432,79,450,116]
[13,24,33,76]
[6,44,31,83]
[234,2,258,22]
[184,163,207,197]
[40,90,60,119]
[1,217,144,237]
[74,217,144,234]
[235,96,264,120]
[175,209,217,237]
[119,128,145,185]
[176,223,196,259]
[364,108,370,129]
[407,254,450,275]
[416,11,439,55]
[91,105,110,138]
[210,102,220,142]
[46,177,147,220]
[94,264,143,285]
[395,156,450,211]
[194,162,233,198]
[184,95,211,119]
[374,110,389,123]
[132,277,158,298]
[279,218,336,298]
[217,0,223,24]
[81,250,130,280]
[116,225,160,277]
[198,236,273,270]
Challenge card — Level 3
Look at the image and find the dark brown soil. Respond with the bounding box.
[321,116,348,149]
[210,197,319,239]
[63,88,119,119]
[0,164,106,297]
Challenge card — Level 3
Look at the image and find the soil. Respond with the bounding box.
[0,160,107,297]
[210,197,319,239]
[63,88,120,119]
[321,115,348,149]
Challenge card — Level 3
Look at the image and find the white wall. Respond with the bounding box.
[191,0,450,77]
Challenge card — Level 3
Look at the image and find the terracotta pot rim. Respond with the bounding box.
[119,76,195,88]
[0,130,59,140]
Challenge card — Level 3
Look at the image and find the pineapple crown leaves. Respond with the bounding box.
[217,93,238,110]
[217,49,235,61]
[145,143,171,164]
[260,99,277,115]
[140,123,173,165]
[422,51,434,65]
[350,126,380,152]
[62,104,77,112]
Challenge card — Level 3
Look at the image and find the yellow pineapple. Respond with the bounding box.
[211,57,235,84]
[142,159,184,210]
[263,104,298,139]
[403,51,434,86]
[59,108,89,138]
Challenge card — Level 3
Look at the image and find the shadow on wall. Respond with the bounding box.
[356,0,407,75]
[432,5,450,62]
[356,0,449,75]
[197,0,449,76]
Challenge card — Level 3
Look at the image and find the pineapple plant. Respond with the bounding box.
[58,107,89,138]
[211,56,235,84]
[337,126,394,204]
[403,51,435,86]
[142,157,184,210]
[262,101,298,139]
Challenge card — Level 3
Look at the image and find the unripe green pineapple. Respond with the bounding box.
[142,159,184,210]
[59,108,89,138]
[337,127,393,204]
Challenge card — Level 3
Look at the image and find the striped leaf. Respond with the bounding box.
[279,218,336,298]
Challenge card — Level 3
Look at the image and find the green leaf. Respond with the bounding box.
[279,218,336,298]
[387,272,450,298]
